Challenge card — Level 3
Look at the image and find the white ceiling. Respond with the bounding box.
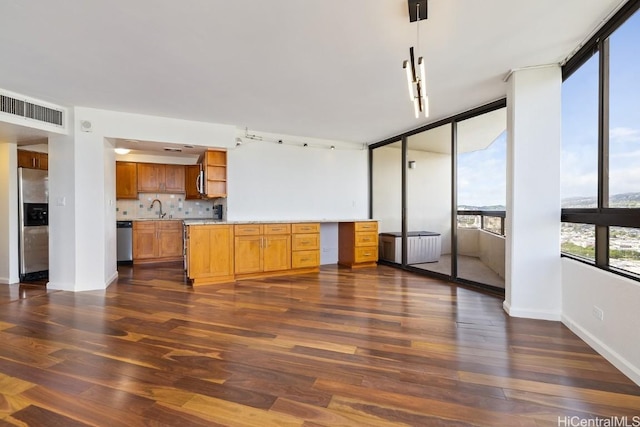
[0,0,627,145]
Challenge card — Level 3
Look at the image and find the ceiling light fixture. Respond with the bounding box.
[403,0,429,118]
[114,148,130,155]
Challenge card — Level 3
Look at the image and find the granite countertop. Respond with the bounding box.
[182,219,378,225]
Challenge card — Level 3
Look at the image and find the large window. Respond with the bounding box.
[561,3,640,279]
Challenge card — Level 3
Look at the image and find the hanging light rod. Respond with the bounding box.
[407,0,428,22]
[403,0,429,118]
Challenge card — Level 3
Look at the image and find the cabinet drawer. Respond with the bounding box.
[133,221,156,231]
[264,223,291,235]
[292,250,320,269]
[292,233,320,251]
[235,224,263,236]
[158,220,183,231]
[355,222,378,232]
[355,232,377,247]
[292,223,320,234]
[354,247,378,263]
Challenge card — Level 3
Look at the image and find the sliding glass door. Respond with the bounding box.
[406,124,452,277]
[369,101,506,292]
[456,108,506,289]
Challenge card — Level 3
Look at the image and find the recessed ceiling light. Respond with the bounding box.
[164,147,182,152]
[183,145,194,149]
[114,148,131,155]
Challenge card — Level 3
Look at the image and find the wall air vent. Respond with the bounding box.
[0,89,67,132]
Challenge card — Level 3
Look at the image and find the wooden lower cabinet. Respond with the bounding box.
[186,224,234,285]
[234,224,291,276]
[185,221,376,286]
[291,223,320,269]
[234,234,263,274]
[133,220,184,264]
[338,221,379,268]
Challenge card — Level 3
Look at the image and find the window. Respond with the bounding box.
[561,4,640,279]
[608,10,640,207]
[561,54,599,208]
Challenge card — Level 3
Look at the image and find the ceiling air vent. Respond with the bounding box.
[0,89,66,131]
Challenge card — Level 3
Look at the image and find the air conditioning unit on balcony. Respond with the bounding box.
[0,88,68,134]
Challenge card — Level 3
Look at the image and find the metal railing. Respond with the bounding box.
[457,210,506,236]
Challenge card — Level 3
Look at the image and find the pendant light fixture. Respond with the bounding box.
[403,0,429,118]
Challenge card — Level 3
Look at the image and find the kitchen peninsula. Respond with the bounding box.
[184,219,378,286]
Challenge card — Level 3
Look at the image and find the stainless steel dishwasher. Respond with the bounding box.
[116,221,133,264]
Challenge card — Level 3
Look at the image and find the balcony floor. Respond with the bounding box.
[411,254,505,289]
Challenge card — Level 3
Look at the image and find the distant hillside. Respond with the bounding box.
[562,192,640,208]
[458,205,506,211]
[458,193,640,211]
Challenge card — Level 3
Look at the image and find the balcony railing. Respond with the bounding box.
[457,210,506,236]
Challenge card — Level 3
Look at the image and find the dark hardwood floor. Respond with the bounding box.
[1,263,638,426]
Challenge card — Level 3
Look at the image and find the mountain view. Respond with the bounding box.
[457,194,640,275]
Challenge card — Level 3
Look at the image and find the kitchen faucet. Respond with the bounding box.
[150,199,166,219]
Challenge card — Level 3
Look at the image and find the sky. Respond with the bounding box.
[457,130,506,207]
[561,9,640,200]
[457,8,639,207]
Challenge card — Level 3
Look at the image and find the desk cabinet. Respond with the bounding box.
[338,221,378,268]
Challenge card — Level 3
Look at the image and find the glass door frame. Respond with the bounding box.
[369,99,506,294]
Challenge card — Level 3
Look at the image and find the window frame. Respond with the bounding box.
[561,0,640,280]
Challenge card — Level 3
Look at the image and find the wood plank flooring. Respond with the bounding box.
[0,263,638,426]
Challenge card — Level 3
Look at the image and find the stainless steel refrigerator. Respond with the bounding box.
[18,168,49,281]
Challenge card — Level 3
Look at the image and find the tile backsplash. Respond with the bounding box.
[116,193,225,220]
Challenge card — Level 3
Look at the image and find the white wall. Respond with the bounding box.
[47,107,367,291]
[0,143,19,284]
[227,142,368,221]
[372,145,452,254]
[48,131,77,290]
[479,230,505,279]
[504,66,562,320]
[562,258,640,385]
[372,146,402,233]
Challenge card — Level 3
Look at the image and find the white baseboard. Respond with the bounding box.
[503,300,562,321]
[562,314,640,386]
[106,271,119,287]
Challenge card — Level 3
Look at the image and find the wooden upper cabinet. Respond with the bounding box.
[18,150,48,170]
[137,163,186,193]
[137,163,165,192]
[185,164,201,200]
[199,149,227,198]
[164,164,185,193]
[116,162,138,199]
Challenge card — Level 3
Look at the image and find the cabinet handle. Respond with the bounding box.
[196,171,203,194]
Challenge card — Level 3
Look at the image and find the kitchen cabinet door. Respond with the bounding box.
[234,235,263,274]
[133,221,158,259]
[164,164,185,193]
[17,150,47,170]
[116,162,138,199]
[158,221,184,258]
[263,234,291,272]
[137,163,165,192]
[185,165,201,199]
[187,225,234,282]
